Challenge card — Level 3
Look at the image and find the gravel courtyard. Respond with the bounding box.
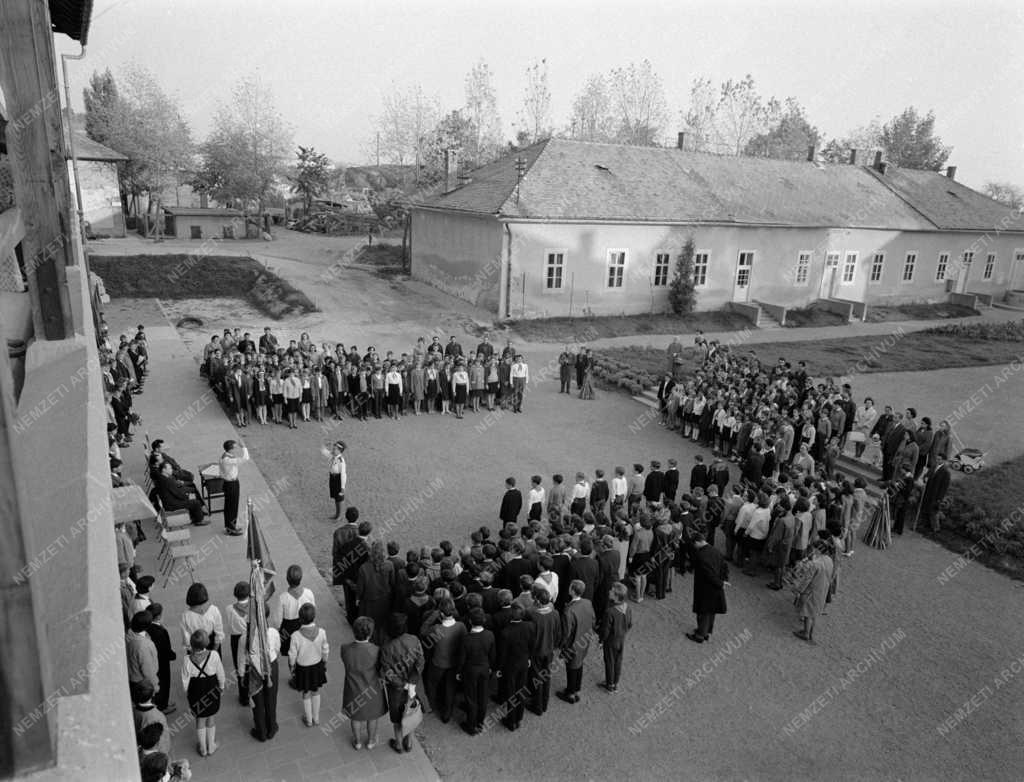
[229,365,1024,782]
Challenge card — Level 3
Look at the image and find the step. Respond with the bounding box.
[632,394,658,410]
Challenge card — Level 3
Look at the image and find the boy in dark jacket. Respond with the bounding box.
[599,583,632,693]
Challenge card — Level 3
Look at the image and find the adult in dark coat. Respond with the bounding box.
[662,460,680,504]
[335,521,371,624]
[918,460,951,533]
[741,444,764,487]
[497,606,535,731]
[502,542,537,594]
[568,541,600,601]
[154,463,206,525]
[557,582,595,704]
[550,546,574,611]
[593,537,621,624]
[686,535,729,643]
[643,461,665,505]
[689,459,707,493]
[574,350,590,389]
[499,478,523,526]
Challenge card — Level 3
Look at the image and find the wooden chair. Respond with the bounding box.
[158,527,192,570]
[161,543,199,587]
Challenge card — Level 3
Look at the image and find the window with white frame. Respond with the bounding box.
[606,250,626,288]
[983,253,996,280]
[736,251,754,288]
[653,253,670,287]
[962,250,974,268]
[693,251,709,287]
[825,251,840,269]
[869,253,884,283]
[544,250,565,290]
[936,253,949,282]
[902,252,917,282]
[795,252,811,286]
[1016,249,1024,267]
[842,252,858,284]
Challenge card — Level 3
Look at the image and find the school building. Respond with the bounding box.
[410,138,1024,323]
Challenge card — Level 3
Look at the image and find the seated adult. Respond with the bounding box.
[154,462,207,526]
[150,440,194,483]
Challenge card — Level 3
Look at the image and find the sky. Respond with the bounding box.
[57,0,1024,190]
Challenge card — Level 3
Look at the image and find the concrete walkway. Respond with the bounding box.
[118,318,438,782]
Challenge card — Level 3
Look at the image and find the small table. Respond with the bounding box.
[198,462,225,516]
[111,484,159,524]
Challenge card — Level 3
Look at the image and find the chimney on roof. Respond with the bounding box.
[946,165,957,180]
[677,131,688,151]
[849,149,859,166]
[443,149,459,194]
[873,150,884,170]
[807,142,817,162]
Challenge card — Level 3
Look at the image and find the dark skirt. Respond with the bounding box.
[301,388,313,404]
[293,660,327,693]
[272,393,284,406]
[629,551,651,575]
[454,383,468,405]
[329,473,343,499]
[286,397,300,414]
[487,381,499,394]
[186,673,221,718]
[387,383,401,405]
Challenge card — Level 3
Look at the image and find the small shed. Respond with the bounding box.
[71,132,128,237]
[163,206,245,240]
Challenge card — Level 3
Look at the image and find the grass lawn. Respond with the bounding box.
[354,244,407,276]
[866,302,979,322]
[931,453,1024,581]
[509,310,751,342]
[595,321,1024,384]
[783,306,847,328]
[89,254,317,319]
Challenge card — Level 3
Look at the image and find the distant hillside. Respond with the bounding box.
[343,165,420,193]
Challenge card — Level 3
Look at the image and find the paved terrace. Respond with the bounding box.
[118,317,439,782]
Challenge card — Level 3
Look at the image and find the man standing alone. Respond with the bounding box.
[219,439,249,536]
[686,533,729,643]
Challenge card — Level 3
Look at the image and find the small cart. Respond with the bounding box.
[950,448,985,474]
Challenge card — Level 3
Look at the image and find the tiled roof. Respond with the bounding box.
[863,166,1024,231]
[72,132,127,162]
[419,138,1020,232]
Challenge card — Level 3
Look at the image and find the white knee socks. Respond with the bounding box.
[311,693,321,723]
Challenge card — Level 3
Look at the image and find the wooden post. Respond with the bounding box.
[0,315,57,775]
[0,0,77,341]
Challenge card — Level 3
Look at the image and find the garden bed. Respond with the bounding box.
[508,310,751,342]
[929,453,1024,581]
[866,302,980,322]
[89,254,318,319]
[591,321,1024,394]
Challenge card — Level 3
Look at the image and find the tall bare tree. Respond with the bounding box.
[517,59,552,145]
[568,74,615,142]
[682,74,778,155]
[373,84,441,179]
[464,59,502,166]
[608,59,668,146]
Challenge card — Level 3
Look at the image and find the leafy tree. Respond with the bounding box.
[819,119,883,164]
[290,146,330,213]
[422,109,477,185]
[743,98,820,160]
[194,76,292,215]
[669,237,698,315]
[983,182,1023,210]
[608,60,668,146]
[464,60,503,167]
[517,59,552,146]
[82,68,119,145]
[568,74,616,142]
[878,107,951,170]
[84,66,193,232]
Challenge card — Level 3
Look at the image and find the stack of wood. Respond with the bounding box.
[294,210,379,235]
[862,494,893,549]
